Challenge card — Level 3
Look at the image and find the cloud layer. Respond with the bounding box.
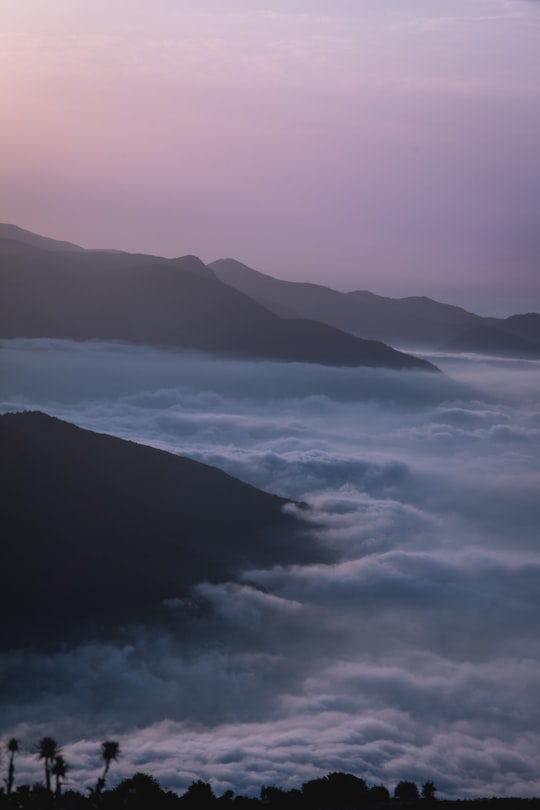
[1,339,539,799]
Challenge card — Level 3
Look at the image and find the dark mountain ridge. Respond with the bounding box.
[0,411,328,650]
[0,228,436,371]
[501,312,540,344]
[440,324,540,357]
[0,222,86,252]
[210,258,540,356]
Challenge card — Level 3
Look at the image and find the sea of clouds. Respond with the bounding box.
[1,339,539,800]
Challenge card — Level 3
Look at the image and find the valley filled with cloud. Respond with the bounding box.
[1,340,539,799]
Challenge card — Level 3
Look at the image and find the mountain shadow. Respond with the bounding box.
[0,228,437,371]
[0,411,329,650]
[439,324,540,358]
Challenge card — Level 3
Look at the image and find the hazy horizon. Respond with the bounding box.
[1,1,540,316]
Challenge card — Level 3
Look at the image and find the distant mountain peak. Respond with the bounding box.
[170,254,216,279]
[0,223,85,252]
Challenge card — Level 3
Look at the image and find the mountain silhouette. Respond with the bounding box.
[0,411,329,650]
[0,226,437,370]
[0,222,85,252]
[210,258,540,356]
[499,313,540,346]
[439,324,540,357]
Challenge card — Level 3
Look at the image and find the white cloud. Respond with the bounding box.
[1,340,539,799]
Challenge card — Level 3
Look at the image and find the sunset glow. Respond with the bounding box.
[1,0,539,313]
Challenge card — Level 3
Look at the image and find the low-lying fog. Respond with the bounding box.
[1,339,539,799]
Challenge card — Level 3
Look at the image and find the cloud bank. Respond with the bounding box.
[1,339,539,799]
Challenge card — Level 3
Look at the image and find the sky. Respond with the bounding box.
[1,0,540,315]
[1,339,540,799]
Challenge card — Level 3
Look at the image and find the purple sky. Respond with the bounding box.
[1,0,540,315]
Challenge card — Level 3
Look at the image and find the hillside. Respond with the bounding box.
[0,228,437,370]
[439,324,540,357]
[210,258,540,355]
[0,411,327,649]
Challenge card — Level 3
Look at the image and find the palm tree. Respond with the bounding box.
[51,754,69,800]
[37,736,60,793]
[99,740,120,790]
[5,737,19,795]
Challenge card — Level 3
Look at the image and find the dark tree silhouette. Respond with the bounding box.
[180,779,216,806]
[302,772,368,808]
[369,783,390,802]
[51,754,69,799]
[99,739,121,791]
[421,779,437,800]
[36,737,60,794]
[12,784,54,809]
[260,785,303,808]
[394,779,420,802]
[0,761,537,809]
[218,789,234,803]
[5,737,20,796]
[110,772,167,807]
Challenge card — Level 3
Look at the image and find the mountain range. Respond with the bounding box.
[2,224,538,361]
[210,258,540,358]
[0,225,439,370]
[0,410,328,650]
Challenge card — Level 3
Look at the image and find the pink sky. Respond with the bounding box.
[1,0,539,315]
